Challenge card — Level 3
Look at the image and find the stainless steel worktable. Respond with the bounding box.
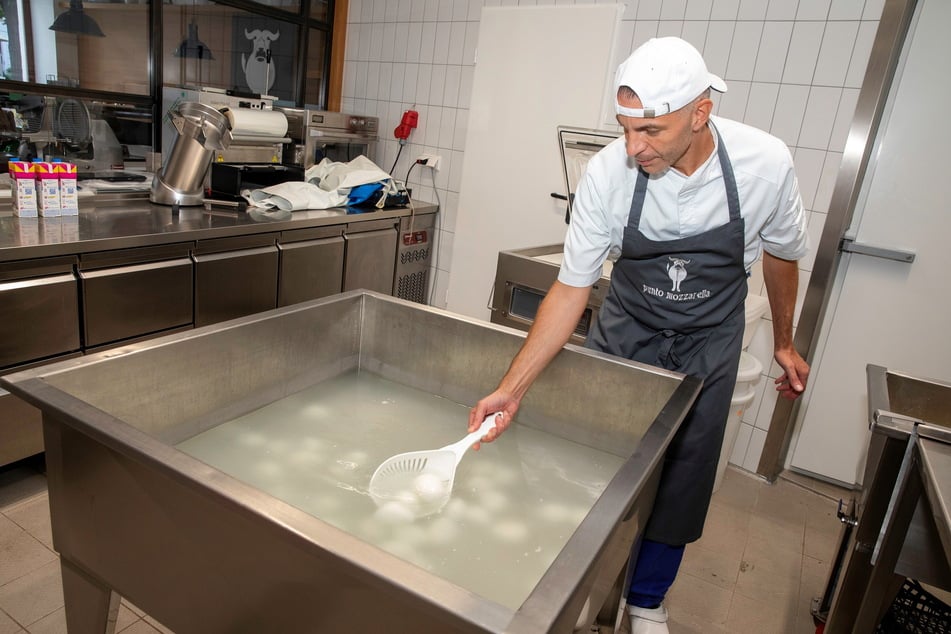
[0,194,437,262]
[919,437,951,573]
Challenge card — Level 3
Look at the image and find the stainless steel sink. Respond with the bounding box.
[1,290,700,634]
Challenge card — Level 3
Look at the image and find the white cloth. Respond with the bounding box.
[243,181,346,211]
[306,155,400,201]
[559,115,809,288]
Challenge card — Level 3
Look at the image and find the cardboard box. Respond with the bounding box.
[58,162,79,215]
[35,161,61,216]
[9,160,37,217]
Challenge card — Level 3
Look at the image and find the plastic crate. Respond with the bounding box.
[876,579,950,634]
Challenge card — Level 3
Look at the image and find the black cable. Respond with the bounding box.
[389,142,404,175]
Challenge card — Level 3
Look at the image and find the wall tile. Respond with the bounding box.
[368,23,384,62]
[377,62,393,102]
[784,22,825,84]
[419,23,437,64]
[845,21,877,88]
[345,22,359,60]
[393,23,410,63]
[813,151,843,213]
[743,82,779,132]
[771,84,809,146]
[389,63,407,103]
[443,65,462,108]
[353,61,369,99]
[738,0,768,21]
[685,0,712,20]
[828,88,859,152]
[715,80,750,121]
[765,0,796,21]
[381,23,397,64]
[657,21,685,38]
[726,21,763,82]
[681,21,708,51]
[397,0,413,21]
[385,0,400,22]
[637,0,663,20]
[632,20,660,48]
[703,21,736,79]
[439,108,457,151]
[710,0,739,20]
[458,66,475,109]
[429,66,447,110]
[743,371,767,425]
[433,23,451,64]
[730,422,754,466]
[466,0,482,21]
[799,86,841,150]
[425,106,443,147]
[424,0,440,21]
[828,0,865,20]
[813,21,859,86]
[797,0,831,21]
[452,107,469,151]
[349,0,363,22]
[441,189,460,233]
[801,209,826,271]
[448,22,467,65]
[411,0,426,22]
[742,427,768,472]
[660,0,688,20]
[622,0,639,20]
[365,63,381,100]
[792,147,826,210]
[416,69,432,106]
[403,63,419,106]
[372,0,386,22]
[451,0,469,21]
[863,0,886,20]
[753,383,778,431]
[405,22,423,63]
[752,21,793,83]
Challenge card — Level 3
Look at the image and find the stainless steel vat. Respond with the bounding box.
[820,365,951,632]
[1,291,700,634]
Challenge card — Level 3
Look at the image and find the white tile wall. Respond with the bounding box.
[342,0,885,478]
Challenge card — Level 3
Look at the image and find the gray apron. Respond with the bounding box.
[585,124,747,545]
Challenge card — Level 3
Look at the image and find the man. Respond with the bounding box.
[468,37,810,633]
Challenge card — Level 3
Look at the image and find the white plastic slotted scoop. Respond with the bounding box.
[368,413,501,517]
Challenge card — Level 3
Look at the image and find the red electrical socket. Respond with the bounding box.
[394,109,418,140]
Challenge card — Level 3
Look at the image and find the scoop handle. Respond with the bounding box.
[443,413,500,461]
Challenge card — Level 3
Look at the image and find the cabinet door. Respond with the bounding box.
[343,228,397,294]
[278,236,345,306]
[0,272,80,369]
[194,246,279,327]
[81,258,194,347]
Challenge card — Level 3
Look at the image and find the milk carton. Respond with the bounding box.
[9,160,37,217]
[58,161,79,215]
[34,160,61,217]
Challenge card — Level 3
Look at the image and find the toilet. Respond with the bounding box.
[713,293,769,493]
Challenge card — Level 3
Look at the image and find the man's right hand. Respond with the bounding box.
[468,390,520,450]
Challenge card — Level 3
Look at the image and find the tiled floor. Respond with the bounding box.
[0,455,853,633]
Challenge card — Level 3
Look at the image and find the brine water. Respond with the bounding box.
[175,370,625,610]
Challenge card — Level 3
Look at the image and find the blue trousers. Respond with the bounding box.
[627,539,686,608]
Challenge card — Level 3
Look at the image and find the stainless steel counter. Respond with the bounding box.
[0,194,437,262]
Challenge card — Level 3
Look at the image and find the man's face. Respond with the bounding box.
[616,92,699,175]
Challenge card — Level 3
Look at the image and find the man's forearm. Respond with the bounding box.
[497,280,592,400]
[761,251,799,350]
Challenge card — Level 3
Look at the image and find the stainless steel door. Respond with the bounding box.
[194,234,279,327]
[80,244,193,347]
[343,221,397,295]
[278,227,345,306]
[0,256,80,369]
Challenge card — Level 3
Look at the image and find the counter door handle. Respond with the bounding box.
[839,237,916,263]
[0,273,77,292]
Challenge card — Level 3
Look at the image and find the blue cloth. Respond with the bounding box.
[627,538,686,608]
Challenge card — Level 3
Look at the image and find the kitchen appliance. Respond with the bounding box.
[208,162,304,201]
[277,107,379,168]
[393,213,434,304]
[150,101,232,206]
[1,290,700,633]
[161,87,289,166]
[16,95,124,170]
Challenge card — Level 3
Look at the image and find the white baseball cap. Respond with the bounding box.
[615,37,727,118]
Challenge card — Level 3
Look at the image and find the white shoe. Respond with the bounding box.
[628,604,669,634]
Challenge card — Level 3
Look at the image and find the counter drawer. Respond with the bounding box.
[278,236,345,306]
[81,258,194,347]
[0,272,81,369]
[343,228,397,295]
[194,245,279,327]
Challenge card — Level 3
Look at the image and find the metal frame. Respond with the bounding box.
[757,0,920,480]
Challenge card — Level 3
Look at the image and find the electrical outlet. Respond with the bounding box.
[417,154,442,170]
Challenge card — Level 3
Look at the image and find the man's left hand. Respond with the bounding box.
[774,347,809,400]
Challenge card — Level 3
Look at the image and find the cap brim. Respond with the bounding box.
[710,73,727,93]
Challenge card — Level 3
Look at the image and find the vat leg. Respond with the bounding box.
[61,558,120,634]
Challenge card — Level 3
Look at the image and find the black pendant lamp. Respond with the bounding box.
[49,0,105,38]
[174,20,214,60]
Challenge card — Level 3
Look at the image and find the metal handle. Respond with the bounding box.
[839,237,915,263]
[837,498,858,526]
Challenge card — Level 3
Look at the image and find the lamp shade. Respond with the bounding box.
[174,21,214,60]
[49,0,105,37]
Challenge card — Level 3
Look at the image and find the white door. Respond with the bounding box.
[789,0,951,486]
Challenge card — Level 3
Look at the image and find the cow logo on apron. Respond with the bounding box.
[641,256,713,302]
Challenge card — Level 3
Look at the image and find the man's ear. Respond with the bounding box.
[692,98,713,131]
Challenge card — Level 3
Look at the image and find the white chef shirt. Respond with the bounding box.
[559,115,809,288]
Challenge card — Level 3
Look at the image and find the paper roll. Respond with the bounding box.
[223,108,288,139]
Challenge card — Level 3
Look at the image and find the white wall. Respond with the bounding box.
[342,0,885,477]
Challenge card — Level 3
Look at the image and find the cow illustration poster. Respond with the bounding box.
[230,16,295,100]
